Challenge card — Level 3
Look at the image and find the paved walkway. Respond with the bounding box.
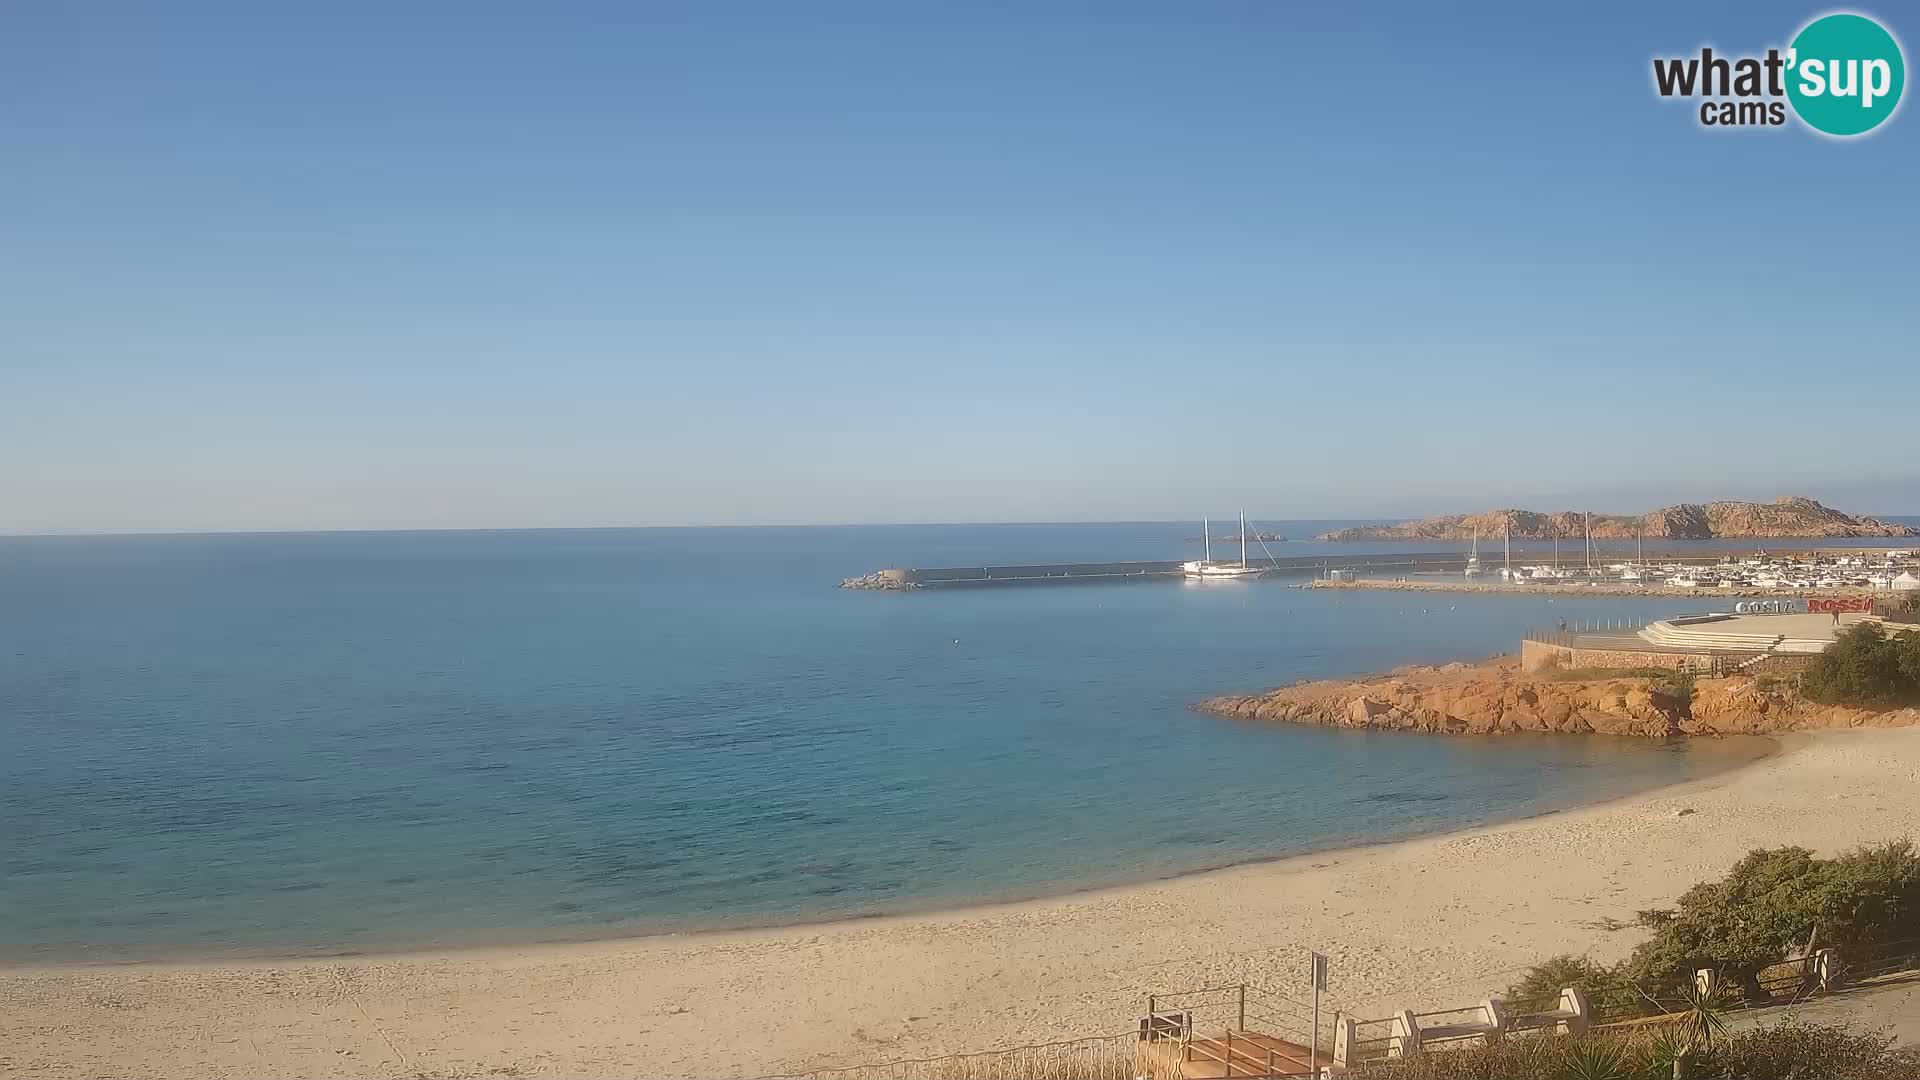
[1731,973,1920,1044]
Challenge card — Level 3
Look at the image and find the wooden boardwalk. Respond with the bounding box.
[1137,1029,1318,1078]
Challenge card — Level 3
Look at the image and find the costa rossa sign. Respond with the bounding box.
[1809,596,1875,613]
[1734,599,1808,614]
[1733,597,1873,614]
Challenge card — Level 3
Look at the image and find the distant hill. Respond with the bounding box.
[1318,497,1918,541]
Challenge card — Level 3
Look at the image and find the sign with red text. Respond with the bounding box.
[1809,597,1874,613]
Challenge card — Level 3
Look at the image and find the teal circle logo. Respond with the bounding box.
[1786,13,1905,136]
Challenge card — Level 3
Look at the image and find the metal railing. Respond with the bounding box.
[1143,981,1328,1077]
[1338,1016,1402,1065]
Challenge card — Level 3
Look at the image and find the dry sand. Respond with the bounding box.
[7,728,1920,1080]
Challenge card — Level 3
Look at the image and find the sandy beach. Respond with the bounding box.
[7,728,1920,1080]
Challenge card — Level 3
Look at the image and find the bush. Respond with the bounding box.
[1652,669,1696,708]
[1799,622,1920,706]
[1620,841,1920,1001]
[1505,955,1632,1011]
[1700,1020,1920,1079]
[1347,1022,1920,1080]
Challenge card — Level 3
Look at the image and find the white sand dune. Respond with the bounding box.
[7,728,1919,1080]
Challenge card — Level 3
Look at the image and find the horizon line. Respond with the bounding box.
[6,508,1920,541]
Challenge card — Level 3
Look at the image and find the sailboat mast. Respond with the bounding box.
[1240,511,1248,569]
[1586,513,1592,569]
[1504,518,1511,574]
[1204,517,1211,563]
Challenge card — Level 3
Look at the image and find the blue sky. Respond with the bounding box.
[3,1,1916,532]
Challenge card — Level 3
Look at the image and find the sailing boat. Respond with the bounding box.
[1183,512,1265,580]
[1621,524,1645,581]
[1463,526,1483,577]
[1530,529,1566,580]
[1498,518,1517,580]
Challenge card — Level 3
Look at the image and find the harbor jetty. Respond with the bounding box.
[844,545,1919,592]
[840,551,1492,590]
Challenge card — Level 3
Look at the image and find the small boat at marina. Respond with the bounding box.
[1463,527,1483,577]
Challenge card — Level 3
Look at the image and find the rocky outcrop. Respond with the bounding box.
[1318,497,1916,542]
[838,570,918,590]
[1196,658,1920,738]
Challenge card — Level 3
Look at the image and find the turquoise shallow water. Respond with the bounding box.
[0,522,1847,961]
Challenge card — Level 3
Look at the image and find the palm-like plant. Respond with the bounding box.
[1631,1024,1689,1079]
[1559,1038,1634,1080]
[1674,972,1731,1053]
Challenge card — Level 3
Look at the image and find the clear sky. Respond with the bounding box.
[4,1,1917,532]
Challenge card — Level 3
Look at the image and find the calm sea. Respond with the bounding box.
[8,520,1908,962]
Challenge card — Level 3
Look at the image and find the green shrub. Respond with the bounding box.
[1799,622,1920,706]
[1702,1020,1920,1079]
[1505,955,1632,1011]
[1620,841,1920,1001]
[1548,667,1681,682]
[1347,1023,1920,1080]
[1651,669,1696,708]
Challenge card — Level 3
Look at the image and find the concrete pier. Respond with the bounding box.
[839,548,1875,590]
[845,552,1512,589]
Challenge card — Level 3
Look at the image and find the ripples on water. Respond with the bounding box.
[0,523,1825,960]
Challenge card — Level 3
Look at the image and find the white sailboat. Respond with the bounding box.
[1497,518,1518,580]
[1620,525,1645,581]
[1183,512,1265,580]
[1463,526,1483,577]
[1529,531,1568,580]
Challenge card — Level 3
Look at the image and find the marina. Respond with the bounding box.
[843,546,1920,592]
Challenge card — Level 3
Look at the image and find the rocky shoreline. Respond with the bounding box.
[1320,496,1916,542]
[838,570,917,590]
[1196,657,1920,738]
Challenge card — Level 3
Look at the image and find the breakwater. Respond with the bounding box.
[837,547,1896,590]
[846,551,1506,589]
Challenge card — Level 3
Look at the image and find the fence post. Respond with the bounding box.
[1482,998,1508,1042]
[1333,1014,1355,1069]
[1814,947,1836,992]
[1391,1009,1421,1058]
[1237,983,1246,1032]
[1560,986,1593,1034]
[1694,968,1720,1000]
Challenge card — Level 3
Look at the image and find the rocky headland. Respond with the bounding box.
[1197,658,1920,738]
[1319,497,1916,542]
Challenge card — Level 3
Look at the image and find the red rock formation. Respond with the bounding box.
[1317,497,1915,542]
[1196,658,1920,738]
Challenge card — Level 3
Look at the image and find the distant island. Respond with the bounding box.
[1318,496,1917,541]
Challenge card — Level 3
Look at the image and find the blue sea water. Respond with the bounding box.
[7,521,1902,962]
